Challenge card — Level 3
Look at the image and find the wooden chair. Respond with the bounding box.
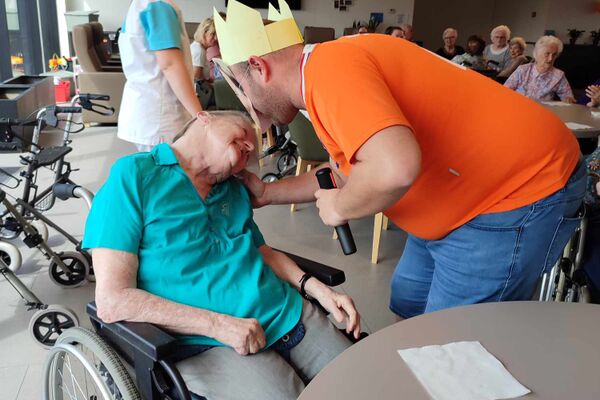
[288,113,329,212]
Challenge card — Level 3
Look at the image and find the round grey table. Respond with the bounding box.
[542,102,600,142]
[299,302,600,400]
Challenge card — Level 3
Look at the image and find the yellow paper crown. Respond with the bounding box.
[214,0,304,65]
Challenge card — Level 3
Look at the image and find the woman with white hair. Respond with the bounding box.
[435,28,465,60]
[497,37,529,79]
[484,25,511,70]
[504,35,575,103]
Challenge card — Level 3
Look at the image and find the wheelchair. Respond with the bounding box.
[539,205,591,303]
[42,250,364,400]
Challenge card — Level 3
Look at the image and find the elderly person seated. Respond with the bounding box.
[484,25,511,71]
[452,35,486,70]
[435,28,465,60]
[497,37,529,79]
[357,25,368,34]
[400,23,414,41]
[385,25,404,38]
[83,111,361,400]
[504,35,575,103]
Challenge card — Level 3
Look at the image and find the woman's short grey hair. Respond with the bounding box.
[491,25,511,40]
[509,37,527,51]
[534,35,563,57]
[172,110,255,144]
[442,28,458,39]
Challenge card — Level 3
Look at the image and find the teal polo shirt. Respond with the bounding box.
[83,144,302,348]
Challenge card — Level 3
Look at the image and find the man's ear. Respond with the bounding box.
[248,56,270,83]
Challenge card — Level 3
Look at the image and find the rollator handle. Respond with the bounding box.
[316,168,357,255]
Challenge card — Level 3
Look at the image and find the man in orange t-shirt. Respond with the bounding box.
[220,29,585,317]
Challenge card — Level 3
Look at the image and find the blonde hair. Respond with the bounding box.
[491,25,511,40]
[509,37,526,51]
[534,35,563,57]
[194,17,216,48]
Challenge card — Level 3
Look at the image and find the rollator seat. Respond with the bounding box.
[32,146,72,167]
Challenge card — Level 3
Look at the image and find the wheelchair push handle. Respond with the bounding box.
[315,168,357,255]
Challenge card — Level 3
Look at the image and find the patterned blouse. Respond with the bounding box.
[504,63,574,101]
[586,147,600,211]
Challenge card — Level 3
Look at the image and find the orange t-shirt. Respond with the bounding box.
[303,35,580,240]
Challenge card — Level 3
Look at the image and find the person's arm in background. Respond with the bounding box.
[585,85,600,107]
[557,74,576,103]
[140,1,202,116]
[93,248,266,355]
[156,49,203,115]
[503,65,523,90]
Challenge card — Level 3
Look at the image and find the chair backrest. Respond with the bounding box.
[304,26,335,44]
[288,112,329,162]
[213,80,246,112]
[343,27,356,36]
[89,21,109,64]
[73,24,103,72]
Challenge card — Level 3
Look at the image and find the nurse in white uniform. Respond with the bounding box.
[118,0,202,151]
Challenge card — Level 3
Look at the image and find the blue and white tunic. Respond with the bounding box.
[118,0,193,146]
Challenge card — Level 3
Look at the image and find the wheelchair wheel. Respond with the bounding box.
[43,327,141,400]
[261,173,280,183]
[277,153,297,173]
[48,251,89,288]
[29,305,79,349]
[0,240,22,272]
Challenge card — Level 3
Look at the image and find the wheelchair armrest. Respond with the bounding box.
[274,248,346,287]
[87,302,179,362]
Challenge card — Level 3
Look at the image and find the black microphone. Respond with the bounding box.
[315,168,357,255]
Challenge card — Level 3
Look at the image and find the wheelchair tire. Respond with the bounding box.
[261,173,280,183]
[48,251,89,288]
[29,305,79,349]
[0,240,22,272]
[43,327,141,400]
[277,153,297,173]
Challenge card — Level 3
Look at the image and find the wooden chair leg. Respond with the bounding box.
[257,128,265,168]
[291,158,308,213]
[372,212,384,264]
[266,126,275,148]
[383,215,389,231]
[332,229,338,240]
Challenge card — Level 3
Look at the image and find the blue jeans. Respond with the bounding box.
[390,159,586,318]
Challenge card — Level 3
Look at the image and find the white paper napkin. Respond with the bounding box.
[398,341,530,400]
[591,111,600,118]
[565,122,594,130]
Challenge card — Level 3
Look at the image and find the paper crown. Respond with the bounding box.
[214,0,304,65]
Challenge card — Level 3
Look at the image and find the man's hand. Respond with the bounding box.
[308,284,361,339]
[212,314,266,355]
[235,169,270,208]
[314,188,346,227]
[586,85,600,107]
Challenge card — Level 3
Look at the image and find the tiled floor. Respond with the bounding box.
[0,124,406,399]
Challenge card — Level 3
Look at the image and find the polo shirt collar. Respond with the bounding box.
[151,143,179,166]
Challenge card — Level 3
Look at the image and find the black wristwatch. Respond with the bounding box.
[299,273,314,300]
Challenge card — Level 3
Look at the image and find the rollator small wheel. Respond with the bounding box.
[48,251,90,288]
[0,241,22,272]
[261,173,280,183]
[29,305,79,349]
[30,219,49,243]
[277,153,297,173]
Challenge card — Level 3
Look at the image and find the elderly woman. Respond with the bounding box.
[435,28,465,60]
[452,35,486,70]
[484,25,511,71]
[497,37,529,79]
[504,35,575,103]
[85,111,361,399]
[191,17,219,82]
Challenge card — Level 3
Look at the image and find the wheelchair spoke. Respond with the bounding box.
[41,329,54,343]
